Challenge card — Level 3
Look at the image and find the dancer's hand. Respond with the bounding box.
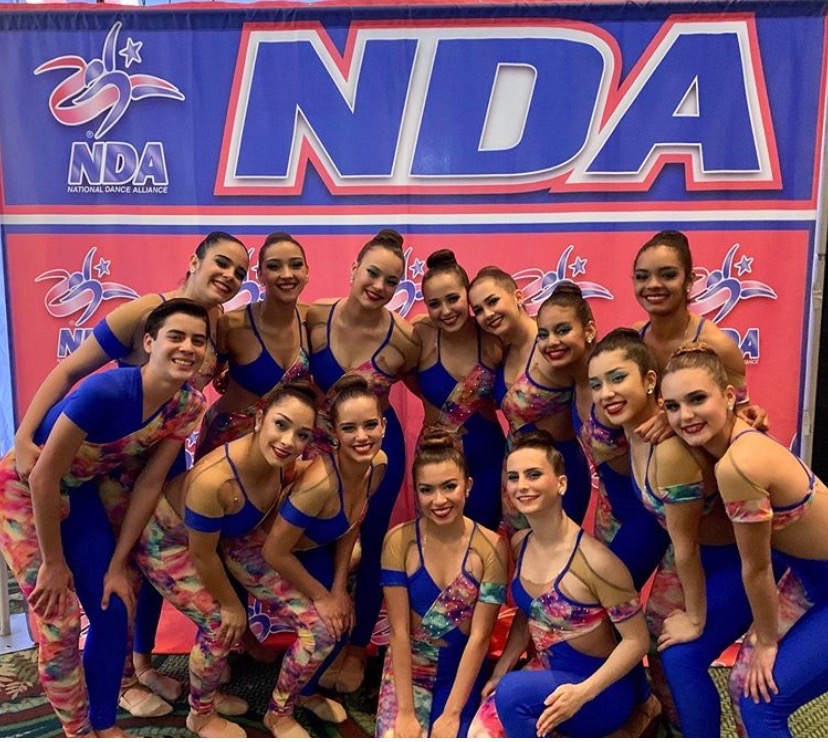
[431,711,461,738]
[657,610,703,650]
[13,439,41,482]
[313,591,351,640]
[394,712,425,738]
[738,404,770,432]
[537,683,590,737]
[744,639,779,703]
[219,602,248,649]
[101,566,136,620]
[31,561,73,618]
[635,409,675,444]
[480,673,503,698]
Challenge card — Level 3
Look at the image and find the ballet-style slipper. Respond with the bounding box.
[263,711,310,738]
[215,692,249,716]
[298,693,347,723]
[118,684,173,718]
[186,712,247,738]
[136,667,183,703]
[317,649,346,690]
[334,652,365,694]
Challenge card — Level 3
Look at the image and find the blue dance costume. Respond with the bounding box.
[571,405,668,589]
[376,520,506,736]
[470,529,642,737]
[20,367,202,732]
[494,343,591,530]
[717,430,828,737]
[416,328,506,530]
[309,301,406,647]
[631,440,752,737]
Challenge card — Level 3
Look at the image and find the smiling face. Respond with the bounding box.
[633,244,692,316]
[423,272,470,333]
[587,348,656,428]
[536,304,595,369]
[333,395,386,464]
[661,367,736,450]
[505,447,567,517]
[259,240,309,303]
[255,396,315,467]
[349,246,404,310]
[190,239,250,307]
[143,312,209,383]
[415,459,470,527]
[468,278,522,338]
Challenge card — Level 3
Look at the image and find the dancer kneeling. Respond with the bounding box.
[376,429,507,737]
[135,381,318,737]
[220,374,387,737]
[469,431,649,738]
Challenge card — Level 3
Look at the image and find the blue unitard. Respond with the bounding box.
[494,343,591,527]
[309,302,406,648]
[416,327,506,530]
[34,367,202,731]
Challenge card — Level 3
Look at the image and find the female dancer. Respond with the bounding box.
[221,375,388,737]
[377,429,507,737]
[408,249,506,530]
[588,329,751,736]
[307,229,420,692]
[661,345,828,737]
[536,283,669,589]
[0,299,208,738]
[196,232,311,459]
[135,381,318,738]
[469,431,649,738]
[632,229,766,431]
[467,267,591,533]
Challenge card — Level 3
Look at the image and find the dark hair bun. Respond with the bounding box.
[331,373,371,396]
[281,380,319,408]
[602,327,641,343]
[426,248,457,271]
[418,426,461,453]
[373,228,404,250]
[551,281,583,299]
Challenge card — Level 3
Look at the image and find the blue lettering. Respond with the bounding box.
[133,142,168,186]
[721,327,760,361]
[57,328,94,358]
[68,142,105,186]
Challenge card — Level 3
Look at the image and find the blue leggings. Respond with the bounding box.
[660,542,752,737]
[556,438,592,526]
[61,485,129,731]
[737,554,828,737]
[350,407,405,647]
[494,643,636,737]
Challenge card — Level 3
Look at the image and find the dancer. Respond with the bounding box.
[376,429,507,737]
[221,375,388,737]
[136,381,318,738]
[588,329,751,736]
[196,232,311,459]
[0,299,209,737]
[632,229,766,432]
[469,431,649,738]
[468,267,591,533]
[661,345,828,737]
[408,249,506,530]
[307,229,419,692]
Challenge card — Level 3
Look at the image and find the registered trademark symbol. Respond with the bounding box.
[86,130,93,139]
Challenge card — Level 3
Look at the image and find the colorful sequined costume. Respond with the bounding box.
[221,452,371,717]
[495,343,590,533]
[631,439,751,737]
[719,430,828,737]
[376,520,506,736]
[416,328,505,530]
[469,529,642,737]
[310,300,406,647]
[195,305,311,460]
[0,367,203,736]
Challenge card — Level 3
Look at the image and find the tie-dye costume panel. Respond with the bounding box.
[375,521,506,736]
[469,529,641,738]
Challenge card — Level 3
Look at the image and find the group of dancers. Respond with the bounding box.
[0,228,825,738]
